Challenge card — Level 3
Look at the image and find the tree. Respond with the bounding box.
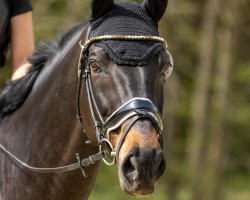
[203,0,240,199]
[187,0,219,198]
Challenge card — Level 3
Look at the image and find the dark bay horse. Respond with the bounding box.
[0,0,173,199]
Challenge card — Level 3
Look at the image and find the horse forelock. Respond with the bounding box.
[0,22,85,118]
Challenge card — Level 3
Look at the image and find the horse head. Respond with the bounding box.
[80,0,173,197]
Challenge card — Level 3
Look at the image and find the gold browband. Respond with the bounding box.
[79,35,168,52]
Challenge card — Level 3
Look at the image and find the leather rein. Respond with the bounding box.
[0,27,167,177]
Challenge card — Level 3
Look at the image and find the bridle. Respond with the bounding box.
[0,26,169,177]
[77,28,167,165]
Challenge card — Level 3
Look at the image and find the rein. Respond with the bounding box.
[0,144,104,177]
[0,27,167,177]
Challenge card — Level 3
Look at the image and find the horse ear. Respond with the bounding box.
[142,0,168,22]
[90,0,114,19]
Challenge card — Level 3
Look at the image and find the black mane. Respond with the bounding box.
[0,22,84,118]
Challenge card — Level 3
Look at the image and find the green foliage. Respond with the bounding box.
[0,60,11,86]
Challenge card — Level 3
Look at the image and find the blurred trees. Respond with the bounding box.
[187,0,220,198]
[0,0,250,200]
[162,0,250,200]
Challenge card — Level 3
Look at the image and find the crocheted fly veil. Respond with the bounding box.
[89,0,168,65]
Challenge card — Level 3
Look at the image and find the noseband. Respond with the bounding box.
[77,29,167,165]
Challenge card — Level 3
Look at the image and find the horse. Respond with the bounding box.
[0,0,173,199]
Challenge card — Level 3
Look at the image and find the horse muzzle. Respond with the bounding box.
[100,98,166,197]
[119,145,166,197]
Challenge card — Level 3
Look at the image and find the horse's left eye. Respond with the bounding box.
[162,63,173,81]
[90,61,102,73]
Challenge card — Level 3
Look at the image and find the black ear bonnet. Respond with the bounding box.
[89,1,168,65]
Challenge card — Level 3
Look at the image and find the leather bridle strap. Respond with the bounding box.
[114,113,163,164]
[83,63,105,143]
[115,115,141,164]
[0,144,104,177]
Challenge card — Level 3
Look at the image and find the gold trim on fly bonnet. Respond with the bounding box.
[79,35,168,52]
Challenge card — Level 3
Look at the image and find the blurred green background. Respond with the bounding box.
[1,0,249,200]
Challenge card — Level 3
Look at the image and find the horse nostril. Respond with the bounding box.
[121,148,166,182]
[154,152,166,179]
[122,148,139,181]
[126,157,136,173]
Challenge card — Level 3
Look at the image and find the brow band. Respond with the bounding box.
[79,35,168,52]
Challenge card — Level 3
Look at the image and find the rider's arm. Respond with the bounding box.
[11,11,34,80]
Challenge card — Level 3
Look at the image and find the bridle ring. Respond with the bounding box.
[99,138,116,166]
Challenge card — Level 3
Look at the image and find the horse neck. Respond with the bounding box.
[33,27,100,199]
[1,26,100,199]
[21,26,100,160]
[25,29,83,141]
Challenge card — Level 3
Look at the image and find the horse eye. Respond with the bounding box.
[89,61,102,73]
[162,63,173,81]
